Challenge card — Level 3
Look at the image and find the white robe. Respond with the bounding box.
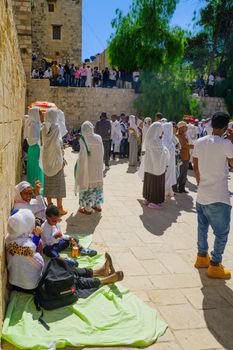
[162,123,177,193]
[75,121,104,194]
[112,121,122,153]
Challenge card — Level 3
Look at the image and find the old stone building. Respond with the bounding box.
[31,0,82,64]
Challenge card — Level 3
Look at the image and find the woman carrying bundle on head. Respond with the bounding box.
[74,121,104,215]
[26,107,44,191]
[41,108,67,216]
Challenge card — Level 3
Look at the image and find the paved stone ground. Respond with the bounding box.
[3,148,233,350]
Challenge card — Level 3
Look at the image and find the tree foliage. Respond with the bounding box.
[108,0,184,71]
[134,67,192,120]
[185,0,233,76]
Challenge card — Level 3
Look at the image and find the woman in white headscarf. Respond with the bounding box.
[74,121,104,215]
[142,117,152,148]
[13,181,46,221]
[6,209,44,291]
[41,108,67,216]
[129,115,140,167]
[143,122,170,209]
[162,122,177,197]
[27,107,44,191]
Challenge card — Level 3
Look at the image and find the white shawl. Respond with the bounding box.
[129,115,140,137]
[75,121,104,194]
[144,122,170,176]
[41,109,64,177]
[162,122,176,189]
[27,107,41,146]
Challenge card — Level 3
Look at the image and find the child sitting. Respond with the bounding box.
[6,209,124,296]
[6,209,44,292]
[41,205,97,261]
[14,181,46,223]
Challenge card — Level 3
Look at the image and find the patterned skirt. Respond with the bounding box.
[44,168,66,198]
[79,187,104,209]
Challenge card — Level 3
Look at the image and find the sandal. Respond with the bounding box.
[79,247,97,257]
[105,252,115,274]
[58,207,68,216]
[148,203,162,209]
[78,208,92,215]
[92,206,102,212]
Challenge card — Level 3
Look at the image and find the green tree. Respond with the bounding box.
[185,0,233,76]
[108,0,184,71]
[134,67,192,120]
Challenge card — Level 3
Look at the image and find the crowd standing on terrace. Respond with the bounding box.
[31,61,140,92]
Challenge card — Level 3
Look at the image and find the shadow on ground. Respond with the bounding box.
[198,269,233,349]
[65,211,101,235]
[138,193,195,236]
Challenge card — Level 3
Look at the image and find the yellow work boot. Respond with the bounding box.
[207,264,231,279]
[194,255,210,268]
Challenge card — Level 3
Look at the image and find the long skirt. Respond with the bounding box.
[79,187,104,209]
[129,134,138,166]
[44,168,66,198]
[143,172,165,204]
[27,144,44,191]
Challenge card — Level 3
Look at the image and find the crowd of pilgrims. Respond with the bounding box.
[7,106,233,295]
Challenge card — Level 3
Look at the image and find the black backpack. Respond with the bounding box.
[34,258,78,329]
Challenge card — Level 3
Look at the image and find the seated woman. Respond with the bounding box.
[6,209,44,292]
[6,209,124,295]
[14,181,46,223]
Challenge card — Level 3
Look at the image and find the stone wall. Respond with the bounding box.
[31,0,82,64]
[12,0,32,79]
[198,97,229,117]
[27,80,137,129]
[0,0,26,326]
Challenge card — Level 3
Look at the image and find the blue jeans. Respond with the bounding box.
[196,202,231,264]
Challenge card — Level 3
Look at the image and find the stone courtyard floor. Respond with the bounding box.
[59,148,233,350]
[4,147,233,350]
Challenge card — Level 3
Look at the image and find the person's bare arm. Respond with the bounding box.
[193,157,200,185]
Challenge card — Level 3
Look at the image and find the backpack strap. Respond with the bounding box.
[34,292,50,331]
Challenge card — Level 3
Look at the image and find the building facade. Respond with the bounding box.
[31,0,82,64]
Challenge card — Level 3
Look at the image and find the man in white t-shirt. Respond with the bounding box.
[193,112,233,279]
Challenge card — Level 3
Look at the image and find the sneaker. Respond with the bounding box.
[64,258,79,268]
[194,255,210,268]
[207,264,231,279]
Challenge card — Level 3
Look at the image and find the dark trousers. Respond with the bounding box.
[177,160,189,191]
[120,138,127,158]
[81,76,87,87]
[103,140,110,166]
[43,239,70,258]
[73,268,100,298]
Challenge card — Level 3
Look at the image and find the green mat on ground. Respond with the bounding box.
[2,285,167,350]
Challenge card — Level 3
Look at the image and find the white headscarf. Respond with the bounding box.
[162,122,174,153]
[144,122,170,176]
[162,123,176,189]
[142,117,152,148]
[75,121,104,194]
[27,107,41,146]
[57,109,68,138]
[129,115,140,137]
[6,209,35,246]
[41,108,64,177]
[14,181,32,201]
